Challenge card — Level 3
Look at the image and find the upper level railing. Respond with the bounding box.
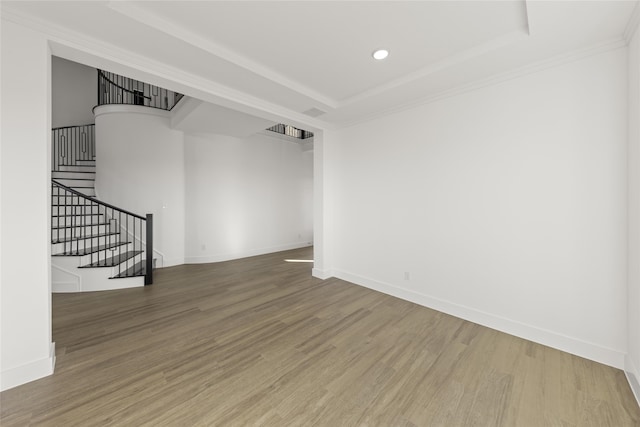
[52,124,95,172]
[266,123,314,140]
[52,180,154,285]
[98,70,184,111]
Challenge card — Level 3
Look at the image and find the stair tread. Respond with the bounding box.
[52,199,97,206]
[51,222,110,230]
[52,231,119,244]
[52,213,104,217]
[80,250,143,268]
[53,241,130,256]
[112,260,147,278]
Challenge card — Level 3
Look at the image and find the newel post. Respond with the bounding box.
[145,213,153,285]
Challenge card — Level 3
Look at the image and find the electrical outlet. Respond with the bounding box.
[404,271,410,280]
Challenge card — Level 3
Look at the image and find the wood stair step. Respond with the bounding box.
[112,260,147,278]
[52,222,110,230]
[52,231,119,244]
[80,250,143,268]
[52,241,130,256]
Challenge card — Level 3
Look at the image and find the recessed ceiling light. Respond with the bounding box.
[372,49,389,60]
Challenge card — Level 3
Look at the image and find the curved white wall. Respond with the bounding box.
[327,47,628,368]
[94,105,185,267]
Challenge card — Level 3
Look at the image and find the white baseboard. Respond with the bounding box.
[1,342,55,392]
[312,268,333,280]
[52,281,81,293]
[184,242,312,264]
[162,257,185,268]
[333,269,625,369]
[51,264,80,293]
[625,355,640,407]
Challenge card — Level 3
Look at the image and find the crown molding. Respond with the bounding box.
[624,1,640,43]
[341,36,627,129]
[106,1,339,110]
[339,30,529,108]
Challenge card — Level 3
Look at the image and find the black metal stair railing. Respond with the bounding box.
[266,123,314,140]
[51,180,154,285]
[52,124,95,171]
[98,70,184,111]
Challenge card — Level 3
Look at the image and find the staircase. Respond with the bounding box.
[50,70,184,292]
[51,124,153,292]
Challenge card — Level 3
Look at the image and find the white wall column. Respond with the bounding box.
[626,16,640,403]
[0,20,55,391]
[312,130,337,279]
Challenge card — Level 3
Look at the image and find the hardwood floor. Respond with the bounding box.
[2,246,639,426]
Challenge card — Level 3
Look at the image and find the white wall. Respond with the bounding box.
[627,20,640,400]
[328,47,628,368]
[52,56,96,128]
[184,132,313,263]
[94,105,185,267]
[0,20,55,391]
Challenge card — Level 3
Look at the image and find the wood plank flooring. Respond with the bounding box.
[2,246,639,426]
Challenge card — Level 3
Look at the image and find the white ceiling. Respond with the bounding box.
[2,1,638,129]
[172,98,278,139]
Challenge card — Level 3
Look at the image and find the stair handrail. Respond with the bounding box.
[98,70,152,101]
[97,69,184,111]
[51,179,153,285]
[52,179,145,219]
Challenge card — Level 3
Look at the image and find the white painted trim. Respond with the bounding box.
[152,249,165,269]
[625,355,640,407]
[333,269,626,369]
[161,257,186,268]
[52,282,81,293]
[312,268,333,280]
[1,343,55,392]
[343,37,627,129]
[184,242,312,265]
[624,1,640,44]
[51,263,81,293]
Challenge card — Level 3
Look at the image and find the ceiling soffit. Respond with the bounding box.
[107,1,531,110]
